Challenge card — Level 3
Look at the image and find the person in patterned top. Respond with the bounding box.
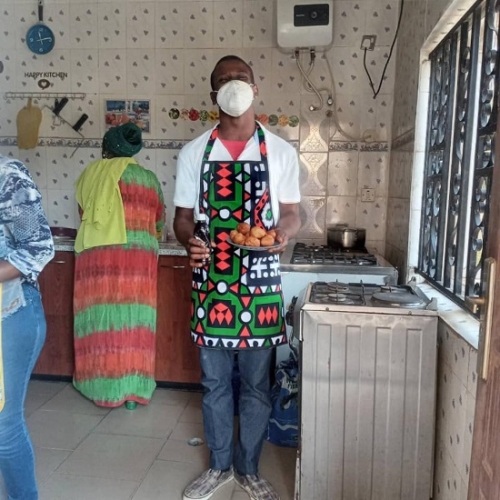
[0,154,54,500]
[174,55,301,500]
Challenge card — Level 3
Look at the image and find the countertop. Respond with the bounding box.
[53,238,188,256]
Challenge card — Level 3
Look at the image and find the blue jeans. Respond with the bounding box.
[0,283,46,500]
[199,348,273,475]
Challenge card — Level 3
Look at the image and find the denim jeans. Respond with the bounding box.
[199,348,273,475]
[0,283,46,500]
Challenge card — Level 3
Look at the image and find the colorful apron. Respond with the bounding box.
[190,124,286,350]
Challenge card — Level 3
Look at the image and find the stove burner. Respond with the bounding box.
[290,243,378,266]
[308,281,431,309]
[371,292,424,308]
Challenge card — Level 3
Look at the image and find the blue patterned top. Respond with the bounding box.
[0,155,54,284]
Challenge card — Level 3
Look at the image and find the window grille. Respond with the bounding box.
[419,0,498,311]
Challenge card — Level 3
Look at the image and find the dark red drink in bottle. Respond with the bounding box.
[194,214,211,266]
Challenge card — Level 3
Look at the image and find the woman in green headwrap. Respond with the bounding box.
[73,123,165,409]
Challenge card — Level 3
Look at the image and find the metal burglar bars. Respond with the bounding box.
[419,0,499,311]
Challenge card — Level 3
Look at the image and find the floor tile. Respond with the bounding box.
[25,392,55,417]
[149,388,193,407]
[27,380,69,397]
[179,401,203,424]
[27,410,104,450]
[35,447,72,483]
[93,402,184,438]
[169,421,206,441]
[132,460,234,500]
[157,438,209,465]
[56,433,165,482]
[258,441,296,500]
[39,473,140,500]
[40,385,111,416]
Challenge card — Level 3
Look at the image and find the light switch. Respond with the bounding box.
[361,188,375,202]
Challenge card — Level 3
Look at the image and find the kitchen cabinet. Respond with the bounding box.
[33,251,75,377]
[155,255,201,384]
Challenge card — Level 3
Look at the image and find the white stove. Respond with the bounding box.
[292,281,438,500]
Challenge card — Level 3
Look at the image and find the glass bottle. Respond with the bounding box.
[194,213,211,265]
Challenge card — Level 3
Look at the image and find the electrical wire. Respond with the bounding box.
[363,0,405,99]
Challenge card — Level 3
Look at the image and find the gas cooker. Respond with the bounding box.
[302,280,437,312]
[290,242,377,266]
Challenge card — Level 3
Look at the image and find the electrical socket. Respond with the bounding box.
[361,35,377,51]
[361,188,375,202]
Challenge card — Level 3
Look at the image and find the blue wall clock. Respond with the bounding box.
[26,1,55,55]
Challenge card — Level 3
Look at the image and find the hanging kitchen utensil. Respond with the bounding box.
[26,0,55,55]
[16,98,43,150]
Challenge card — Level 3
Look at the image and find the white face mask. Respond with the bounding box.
[215,80,255,117]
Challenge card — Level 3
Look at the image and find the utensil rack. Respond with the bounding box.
[4,92,86,101]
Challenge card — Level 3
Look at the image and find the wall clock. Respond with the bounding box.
[26,0,55,55]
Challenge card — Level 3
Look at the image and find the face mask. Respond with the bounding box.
[215,80,255,117]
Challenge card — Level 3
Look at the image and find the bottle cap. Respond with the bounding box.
[196,213,208,222]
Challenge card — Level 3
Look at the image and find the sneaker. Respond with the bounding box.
[183,467,234,500]
[234,471,280,500]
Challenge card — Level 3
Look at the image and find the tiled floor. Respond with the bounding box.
[1,381,296,500]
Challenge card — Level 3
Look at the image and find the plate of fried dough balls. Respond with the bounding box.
[227,223,281,250]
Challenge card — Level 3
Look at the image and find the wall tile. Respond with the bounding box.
[126,2,155,49]
[183,49,214,95]
[325,195,357,228]
[242,0,274,48]
[69,4,98,50]
[17,147,47,189]
[297,195,326,240]
[183,2,213,49]
[98,48,127,93]
[97,3,126,49]
[299,94,330,152]
[126,49,156,95]
[155,2,184,49]
[327,151,358,197]
[70,49,99,93]
[357,151,389,198]
[299,152,328,197]
[156,50,185,95]
[155,95,186,141]
[332,1,365,48]
[355,196,386,241]
[213,1,243,49]
[46,188,77,228]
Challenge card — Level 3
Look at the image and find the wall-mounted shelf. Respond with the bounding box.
[3,92,86,101]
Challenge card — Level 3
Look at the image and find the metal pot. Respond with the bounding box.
[327,226,366,249]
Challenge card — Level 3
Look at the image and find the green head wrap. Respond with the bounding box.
[102,123,143,157]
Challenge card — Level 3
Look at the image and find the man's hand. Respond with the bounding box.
[187,237,212,268]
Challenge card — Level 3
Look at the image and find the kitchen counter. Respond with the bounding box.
[53,238,188,256]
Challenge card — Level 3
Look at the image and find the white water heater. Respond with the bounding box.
[277,0,334,51]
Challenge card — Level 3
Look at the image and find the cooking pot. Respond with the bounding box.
[327,225,366,249]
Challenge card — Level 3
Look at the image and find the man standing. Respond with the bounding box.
[173,55,301,500]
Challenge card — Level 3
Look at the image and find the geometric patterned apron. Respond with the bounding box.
[190,123,287,350]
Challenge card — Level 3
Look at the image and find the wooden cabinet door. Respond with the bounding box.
[33,251,75,377]
[155,256,201,384]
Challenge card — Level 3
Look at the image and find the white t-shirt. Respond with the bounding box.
[173,123,301,220]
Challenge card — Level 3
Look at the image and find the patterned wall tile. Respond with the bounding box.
[126,2,155,49]
[17,147,47,189]
[270,48,301,94]
[299,94,330,152]
[134,148,157,175]
[365,0,400,47]
[213,1,243,49]
[243,48,273,95]
[183,49,214,95]
[299,152,328,196]
[327,151,358,197]
[355,197,387,241]
[184,2,213,49]
[98,48,127,93]
[46,188,77,228]
[155,95,186,141]
[242,0,274,48]
[325,195,357,227]
[155,148,178,194]
[357,151,389,198]
[69,4,98,50]
[0,4,17,50]
[46,147,77,191]
[156,49,185,95]
[332,1,365,48]
[70,49,99,93]
[297,196,326,239]
[155,2,184,49]
[97,3,126,49]
[0,53,17,92]
[126,49,156,95]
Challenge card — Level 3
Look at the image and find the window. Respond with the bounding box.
[419,0,498,310]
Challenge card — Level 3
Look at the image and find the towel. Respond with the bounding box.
[74,158,131,253]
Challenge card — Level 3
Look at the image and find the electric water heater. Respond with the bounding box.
[276,0,334,51]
